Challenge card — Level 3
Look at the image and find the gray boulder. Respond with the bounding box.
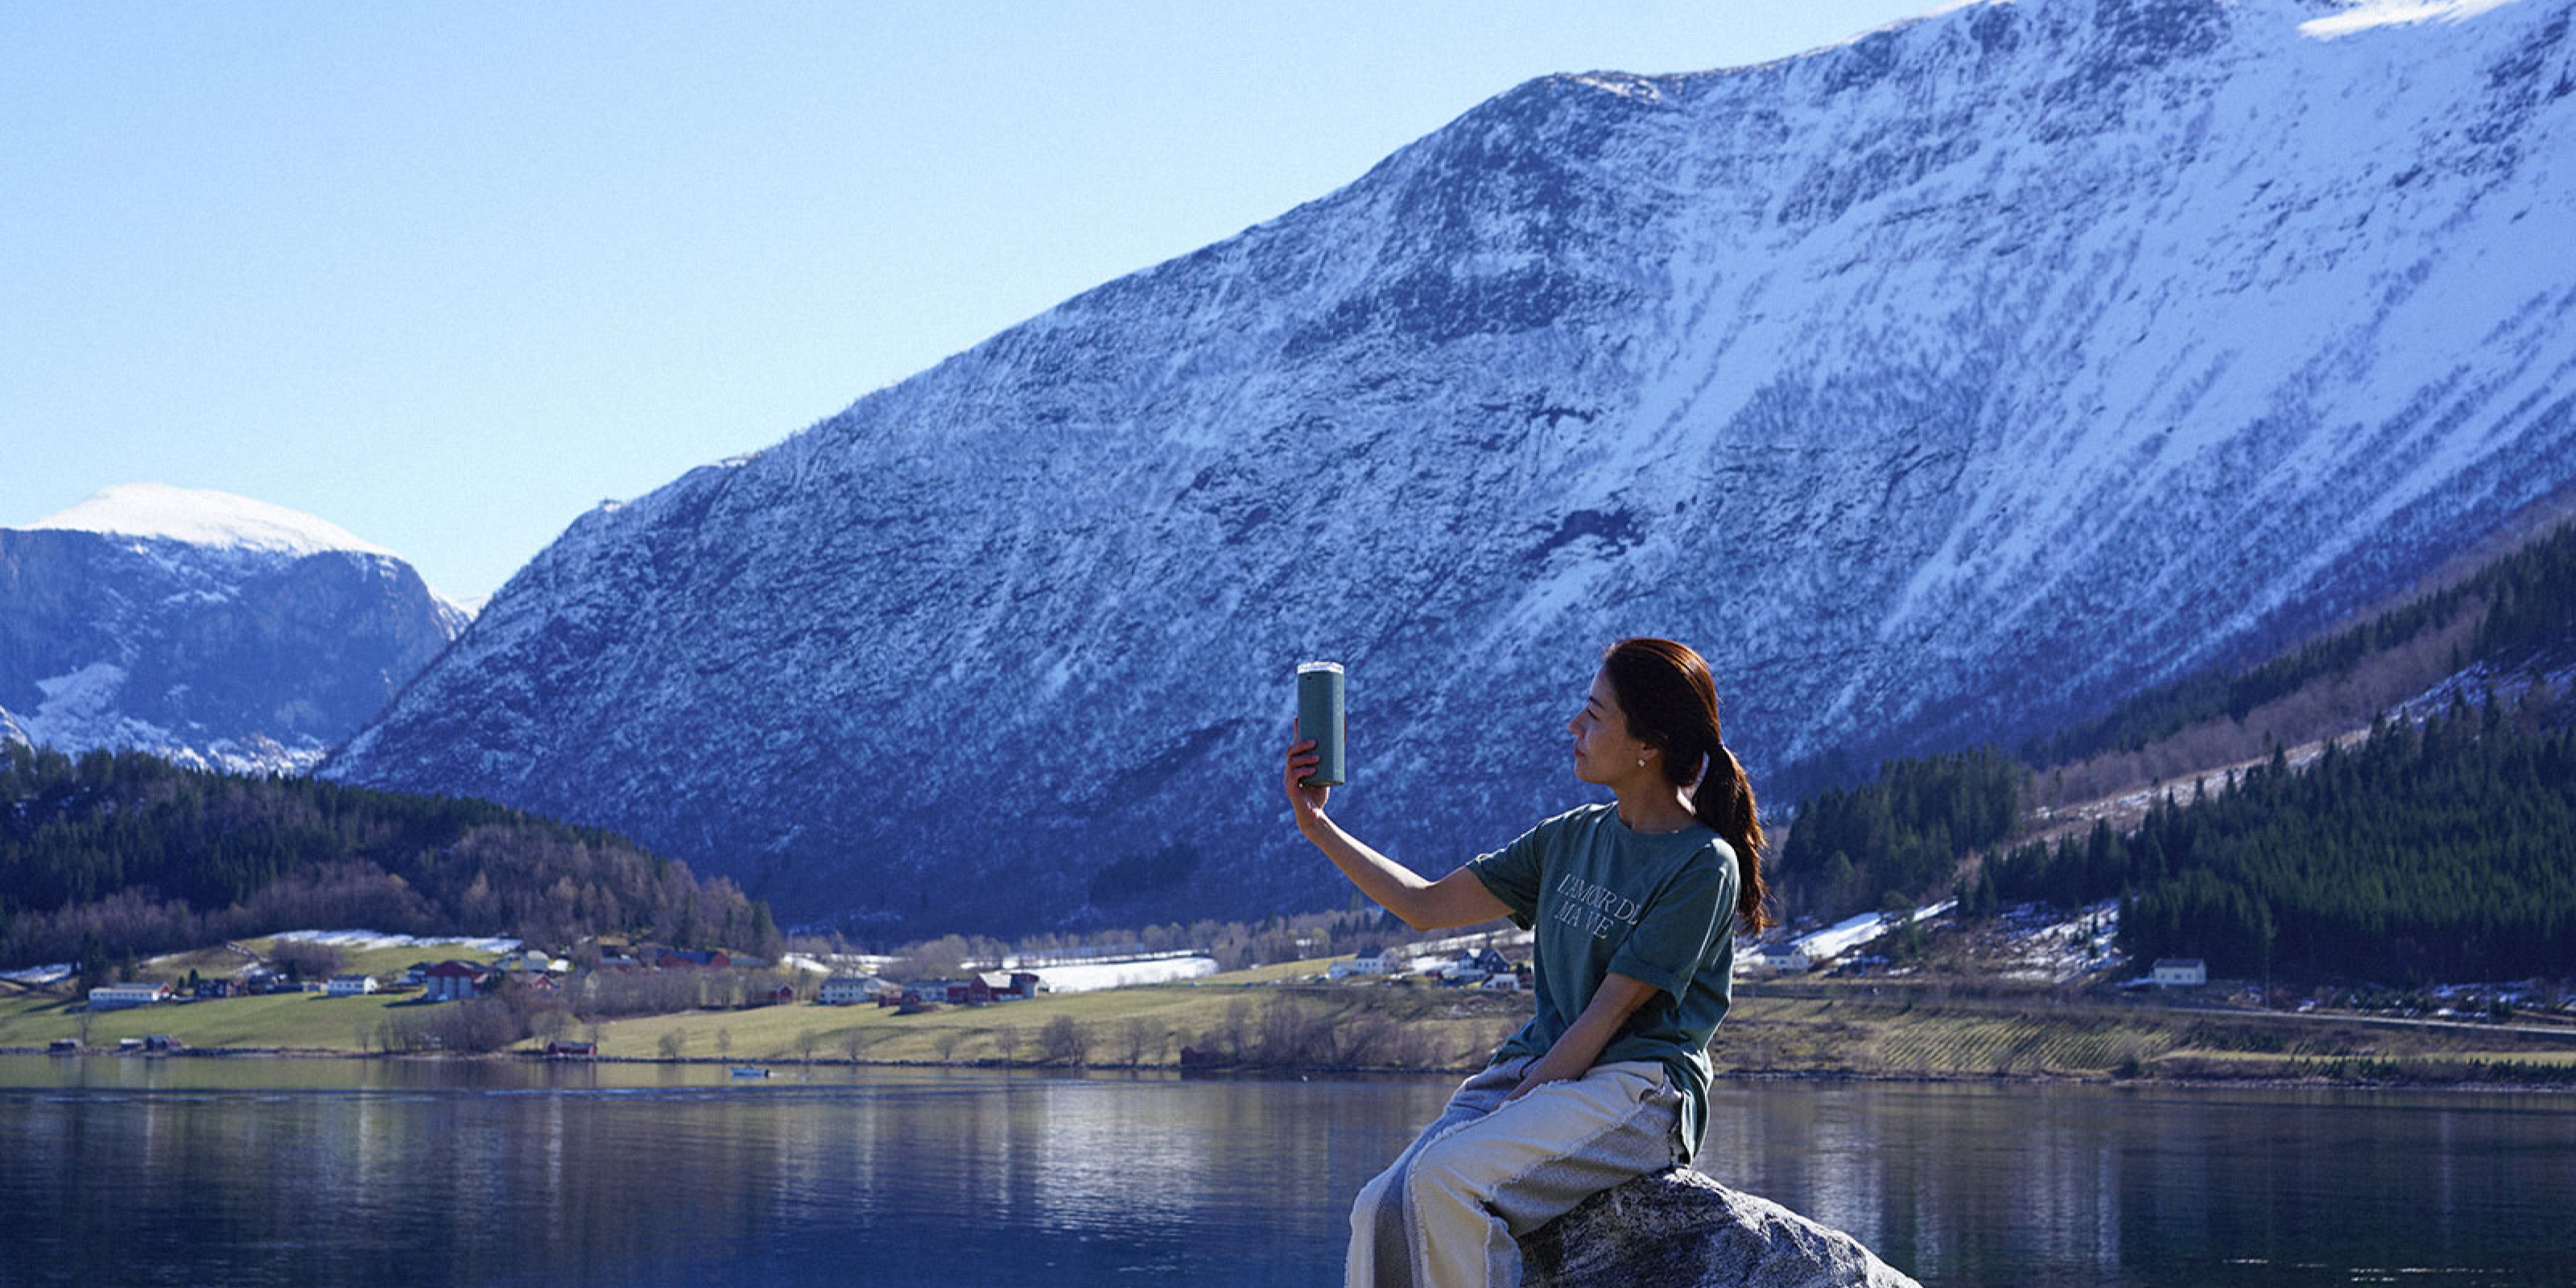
[1522,1169,1920,1288]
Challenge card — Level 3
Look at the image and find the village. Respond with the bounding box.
[14,902,2572,1080]
[55,932,1535,1031]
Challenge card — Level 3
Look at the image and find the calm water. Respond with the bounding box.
[3,1056,2571,1287]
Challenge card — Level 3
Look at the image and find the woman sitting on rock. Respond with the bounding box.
[1283,636,1769,1288]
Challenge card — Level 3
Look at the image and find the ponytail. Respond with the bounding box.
[1600,638,1773,934]
[1691,743,1770,934]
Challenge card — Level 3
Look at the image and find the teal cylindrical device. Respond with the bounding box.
[1297,660,1346,788]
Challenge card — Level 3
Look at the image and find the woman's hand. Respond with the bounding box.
[1287,729,1513,930]
[1283,724,1330,836]
[1505,972,1659,1101]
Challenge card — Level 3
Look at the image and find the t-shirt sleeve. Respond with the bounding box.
[1608,842,1737,1000]
[1464,821,1550,931]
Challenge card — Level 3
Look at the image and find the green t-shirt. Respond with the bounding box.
[1466,802,1738,1162]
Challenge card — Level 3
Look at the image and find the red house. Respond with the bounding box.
[423,960,493,1002]
[653,948,732,970]
[953,971,1043,1005]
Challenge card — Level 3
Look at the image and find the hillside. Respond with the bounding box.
[324,0,2576,937]
[0,743,778,972]
[2026,516,2576,806]
[1768,517,2576,986]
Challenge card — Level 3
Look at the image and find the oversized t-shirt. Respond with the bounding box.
[1465,802,1738,1162]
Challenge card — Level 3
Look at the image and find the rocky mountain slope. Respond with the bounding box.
[2,484,469,774]
[327,0,2576,935]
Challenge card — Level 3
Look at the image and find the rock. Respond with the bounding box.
[1521,1169,1920,1288]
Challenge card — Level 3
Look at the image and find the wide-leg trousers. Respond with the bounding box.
[1348,1055,1682,1288]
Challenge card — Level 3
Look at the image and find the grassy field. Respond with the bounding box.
[0,987,427,1051]
[1710,987,2576,1084]
[0,937,513,1053]
[10,956,2575,1086]
[0,956,1526,1069]
[578,963,1527,1068]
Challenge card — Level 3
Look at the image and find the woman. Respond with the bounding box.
[1283,637,1769,1288]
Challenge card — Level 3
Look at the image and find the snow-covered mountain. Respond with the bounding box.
[2,484,469,774]
[327,0,2576,935]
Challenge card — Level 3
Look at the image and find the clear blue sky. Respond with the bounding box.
[4,1,1938,601]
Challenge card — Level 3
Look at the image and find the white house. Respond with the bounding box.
[819,974,886,1005]
[1329,946,1404,979]
[1746,943,1812,975]
[2152,958,2208,988]
[326,974,379,997]
[87,982,171,1011]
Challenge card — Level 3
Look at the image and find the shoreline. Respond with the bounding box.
[9,1042,2572,1095]
[14,961,2575,1094]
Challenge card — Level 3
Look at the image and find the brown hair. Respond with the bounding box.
[1598,637,1771,932]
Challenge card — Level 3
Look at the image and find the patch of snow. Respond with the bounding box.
[17,663,184,758]
[266,929,521,954]
[1026,956,1217,993]
[0,963,75,984]
[2299,0,2524,40]
[32,661,129,721]
[1793,900,1958,963]
[19,483,394,558]
[199,736,330,777]
[1410,927,1536,957]
[1992,900,2123,984]
[773,953,886,979]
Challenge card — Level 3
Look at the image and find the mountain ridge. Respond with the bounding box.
[326,0,2576,935]
[2,486,469,774]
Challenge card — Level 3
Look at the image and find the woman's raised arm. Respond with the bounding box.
[1286,731,1510,931]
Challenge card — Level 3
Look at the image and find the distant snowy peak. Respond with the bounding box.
[2,484,469,776]
[19,483,396,559]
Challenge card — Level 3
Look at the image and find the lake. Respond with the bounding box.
[3,1056,2570,1287]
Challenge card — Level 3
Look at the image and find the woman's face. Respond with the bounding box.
[1568,671,1652,786]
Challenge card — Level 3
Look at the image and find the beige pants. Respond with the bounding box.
[1348,1056,1682,1288]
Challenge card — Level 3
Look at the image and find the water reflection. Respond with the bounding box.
[1693,1082,2576,1287]
[2,1058,2570,1287]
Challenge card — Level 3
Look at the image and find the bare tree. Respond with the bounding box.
[1039,1016,1090,1066]
[1220,999,1252,1061]
[993,1025,1022,1064]
[529,1008,573,1044]
[267,938,345,982]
